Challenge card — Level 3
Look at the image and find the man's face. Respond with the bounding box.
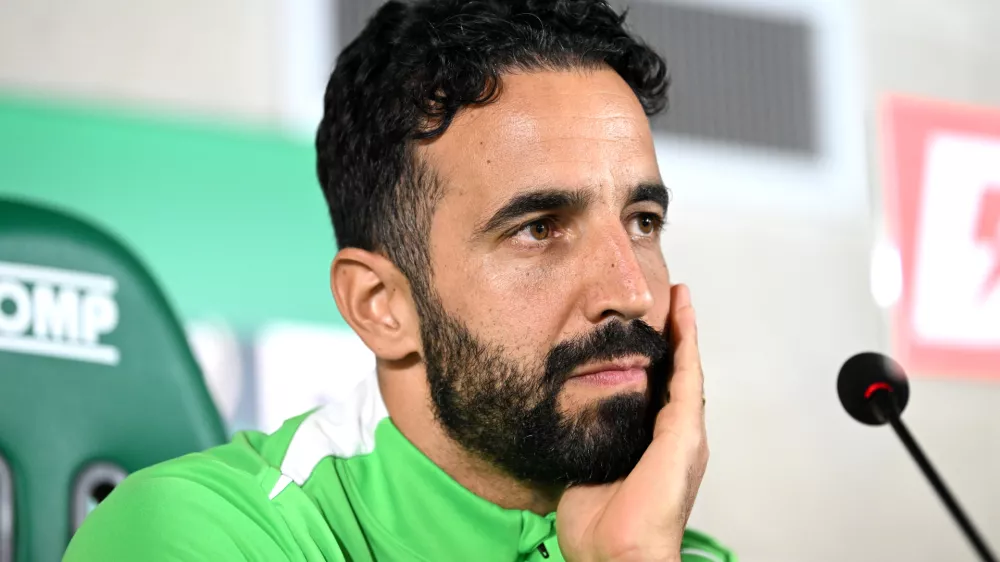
[415,68,672,486]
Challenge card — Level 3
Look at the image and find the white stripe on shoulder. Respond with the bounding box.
[268,474,293,499]
[680,547,724,562]
[277,373,389,488]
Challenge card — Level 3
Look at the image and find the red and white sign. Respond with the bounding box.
[882,96,1000,379]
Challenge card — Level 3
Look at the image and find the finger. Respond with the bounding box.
[668,284,703,407]
[651,284,705,440]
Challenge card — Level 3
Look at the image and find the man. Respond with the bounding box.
[65,0,734,560]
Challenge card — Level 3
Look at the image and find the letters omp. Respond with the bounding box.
[0,261,120,365]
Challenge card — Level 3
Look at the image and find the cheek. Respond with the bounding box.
[450,256,572,356]
[491,261,569,340]
[641,252,672,326]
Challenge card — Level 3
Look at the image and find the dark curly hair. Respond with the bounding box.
[316,0,669,295]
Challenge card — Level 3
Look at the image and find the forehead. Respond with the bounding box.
[419,68,660,213]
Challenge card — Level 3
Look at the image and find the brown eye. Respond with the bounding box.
[529,221,550,240]
[638,215,656,235]
[628,213,663,238]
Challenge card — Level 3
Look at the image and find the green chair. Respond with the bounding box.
[0,198,227,562]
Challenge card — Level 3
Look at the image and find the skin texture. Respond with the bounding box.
[331,68,707,561]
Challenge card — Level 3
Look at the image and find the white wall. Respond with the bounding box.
[861,0,1000,108]
[0,0,281,122]
[673,2,1000,560]
[840,1,1000,559]
[673,207,1000,561]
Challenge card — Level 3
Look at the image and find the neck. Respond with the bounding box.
[377,363,561,515]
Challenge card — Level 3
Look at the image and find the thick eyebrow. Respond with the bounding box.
[474,189,594,237]
[625,182,670,212]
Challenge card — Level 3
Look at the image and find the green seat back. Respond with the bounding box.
[0,198,226,562]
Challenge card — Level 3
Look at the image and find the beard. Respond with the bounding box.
[416,291,672,487]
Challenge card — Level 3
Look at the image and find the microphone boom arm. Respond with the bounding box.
[870,389,998,562]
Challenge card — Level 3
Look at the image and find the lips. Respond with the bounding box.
[570,357,651,379]
[570,358,650,386]
[542,319,669,386]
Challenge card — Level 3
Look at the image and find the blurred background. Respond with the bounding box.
[1,0,999,560]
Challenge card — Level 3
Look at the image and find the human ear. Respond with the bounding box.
[330,248,421,361]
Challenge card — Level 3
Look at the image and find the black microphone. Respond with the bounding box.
[837,352,997,562]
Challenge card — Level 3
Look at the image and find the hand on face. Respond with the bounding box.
[556,284,708,562]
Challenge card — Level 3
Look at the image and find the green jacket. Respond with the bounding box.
[65,376,735,561]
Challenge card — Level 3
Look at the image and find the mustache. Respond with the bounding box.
[543,319,671,385]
